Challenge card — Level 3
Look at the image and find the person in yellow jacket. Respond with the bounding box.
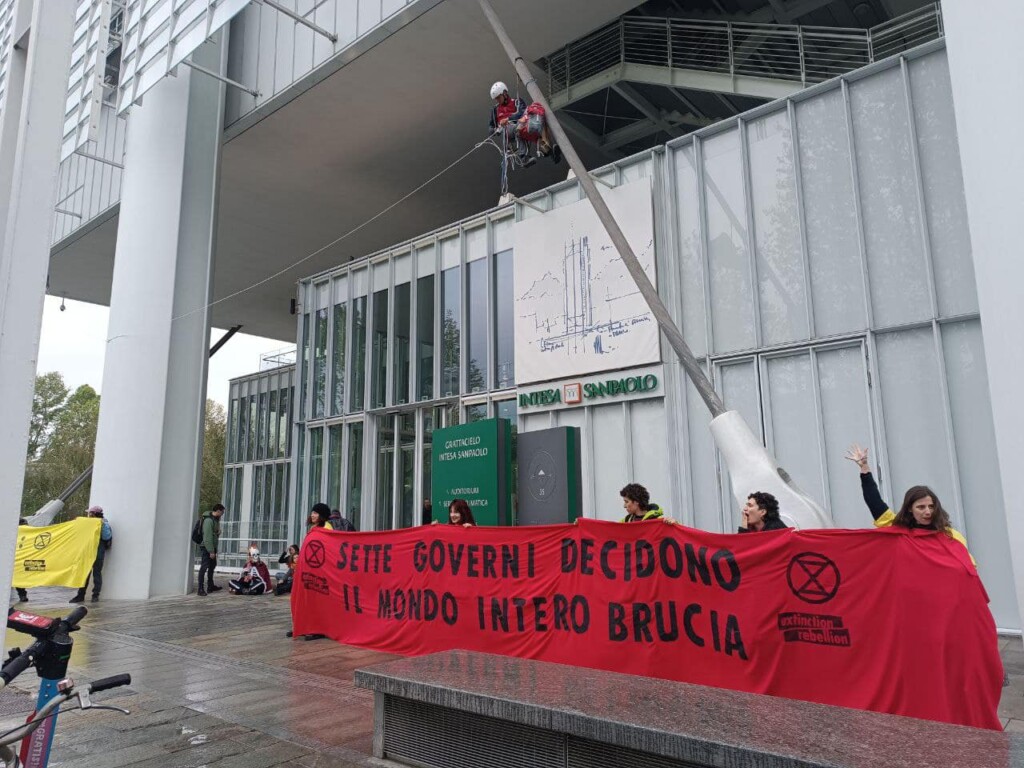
[620,484,670,523]
[845,444,973,563]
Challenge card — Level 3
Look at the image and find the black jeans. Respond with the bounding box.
[198,547,217,589]
[75,551,106,599]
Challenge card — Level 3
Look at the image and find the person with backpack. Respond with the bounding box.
[329,508,356,532]
[195,503,225,596]
[488,81,561,167]
[70,506,113,604]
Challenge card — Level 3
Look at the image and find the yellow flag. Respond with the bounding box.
[13,518,101,588]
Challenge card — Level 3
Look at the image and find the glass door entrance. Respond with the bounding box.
[372,404,458,530]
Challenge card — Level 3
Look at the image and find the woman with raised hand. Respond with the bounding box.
[844,443,972,562]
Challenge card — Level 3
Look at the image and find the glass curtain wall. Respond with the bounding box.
[221,363,296,568]
[296,213,530,542]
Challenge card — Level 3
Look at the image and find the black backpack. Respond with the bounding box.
[190,516,205,546]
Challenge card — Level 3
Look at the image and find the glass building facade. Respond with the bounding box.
[293,46,1016,630]
[294,220,518,542]
[221,362,296,568]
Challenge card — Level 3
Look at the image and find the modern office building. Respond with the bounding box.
[1,0,1022,639]
[220,353,296,567]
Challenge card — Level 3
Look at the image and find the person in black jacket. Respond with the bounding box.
[738,491,788,533]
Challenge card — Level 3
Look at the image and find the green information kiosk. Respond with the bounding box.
[431,418,513,526]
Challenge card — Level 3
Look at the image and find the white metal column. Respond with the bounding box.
[89,33,228,600]
[0,0,75,640]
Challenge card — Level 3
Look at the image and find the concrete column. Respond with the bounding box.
[943,0,1024,630]
[89,35,227,599]
[0,0,75,639]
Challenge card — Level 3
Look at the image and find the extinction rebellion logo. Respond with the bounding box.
[304,540,326,569]
[778,552,851,648]
[33,533,51,550]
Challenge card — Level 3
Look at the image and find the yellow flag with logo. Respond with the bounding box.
[13,518,101,588]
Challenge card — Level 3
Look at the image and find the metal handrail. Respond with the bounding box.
[545,2,942,96]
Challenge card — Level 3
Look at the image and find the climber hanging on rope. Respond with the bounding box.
[487,81,562,170]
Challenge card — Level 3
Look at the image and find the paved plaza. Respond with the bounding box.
[1,583,1021,767]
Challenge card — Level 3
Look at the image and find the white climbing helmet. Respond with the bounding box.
[490,81,508,100]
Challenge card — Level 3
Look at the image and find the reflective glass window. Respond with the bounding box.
[257,391,268,459]
[346,422,363,529]
[328,424,343,511]
[308,427,324,508]
[268,390,279,460]
[280,387,290,457]
[441,268,461,396]
[467,259,488,392]
[299,314,310,418]
[247,395,257,462]
[416,275,434,400]
[331,302,347,414]
[375,416,395,530]
[493,249,515,388]
[313,307,329,418]
[371,289,389,409]
[394,283,411,404]
[350,297,367,411]
[398,413,416,528]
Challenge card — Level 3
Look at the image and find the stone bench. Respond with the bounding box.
[355,650,1022,768]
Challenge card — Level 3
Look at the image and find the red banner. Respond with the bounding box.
[292,519,1002,729]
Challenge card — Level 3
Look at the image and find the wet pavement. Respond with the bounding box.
[2,582,395,767]
[1,581,1022,766]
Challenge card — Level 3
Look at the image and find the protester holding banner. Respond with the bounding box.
[845,444,973,560]
[13,516,101,591]
[737,492,788,533]
[70,506,112,603]
[309,503,334,531]
[432,499,477,527]
[287,504,333,639]
[619,484,664,522]
[14,519,28,603]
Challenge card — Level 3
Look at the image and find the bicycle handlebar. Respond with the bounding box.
[62,607,87,632]
[0,645,39,686]
[89,674,131,694]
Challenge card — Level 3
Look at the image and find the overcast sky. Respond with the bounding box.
[36,296,289,406]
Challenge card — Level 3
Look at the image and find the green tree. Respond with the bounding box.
[199,399,227,514]
[21,384,100,517]
[29,372,69,458]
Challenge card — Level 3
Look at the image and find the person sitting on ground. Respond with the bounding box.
[737,492,788,533]
[275,544,299,596]
[229,544,272,595]
[845,443,973,562]
[432,498,477,527]
[620,483,671,523]
[308,503,333,532]
[488,81,561,166]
